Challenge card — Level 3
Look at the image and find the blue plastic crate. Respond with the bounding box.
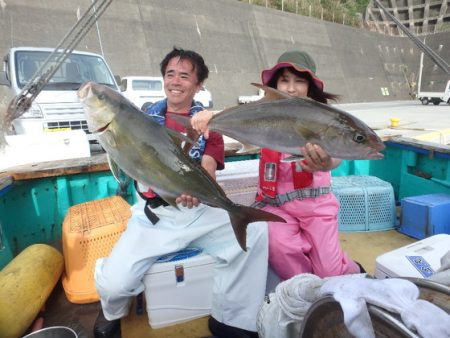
[332,176,396,232]
[399,193,450,239]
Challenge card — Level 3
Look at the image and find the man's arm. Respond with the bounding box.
[201,154,218,180]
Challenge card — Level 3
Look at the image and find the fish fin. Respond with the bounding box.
[228,205,286,251]
[296,125,320,140]
[158,193,179,210]
[165,115,201,154]
[166,128,197,148]
[166,113,191,128]
[107,154,122,183]
[251,83,292,102]
[236,142,260,154]
[281,155,305,163]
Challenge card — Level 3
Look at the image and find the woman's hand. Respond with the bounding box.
[191,110,213,139]
[300,143,341,172]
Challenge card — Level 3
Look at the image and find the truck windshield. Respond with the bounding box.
[14,50,116,90]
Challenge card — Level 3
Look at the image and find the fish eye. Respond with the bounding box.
[353,133,366,143]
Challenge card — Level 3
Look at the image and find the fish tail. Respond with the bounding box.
[228,205,285,251]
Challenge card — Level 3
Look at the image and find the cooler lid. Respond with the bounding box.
[148,247,215,274]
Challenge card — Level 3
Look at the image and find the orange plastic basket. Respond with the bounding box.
[62,196,131,304]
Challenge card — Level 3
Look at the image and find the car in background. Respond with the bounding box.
[120,76,213,111]
[194,85,213,108]
[120,76,165,111]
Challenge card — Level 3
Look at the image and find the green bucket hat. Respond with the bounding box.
[261,50,324,91]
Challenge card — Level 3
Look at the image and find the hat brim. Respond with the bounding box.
[261,62,324,92]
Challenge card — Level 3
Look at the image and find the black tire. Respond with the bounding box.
[421,98,429,105]
[447,99,450,105]
[433,101,440,105]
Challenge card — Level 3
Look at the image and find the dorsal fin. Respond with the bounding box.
[251,83,292,102]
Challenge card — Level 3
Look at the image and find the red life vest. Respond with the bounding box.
[257,148,313,199]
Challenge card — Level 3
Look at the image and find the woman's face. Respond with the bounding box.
[276,68,309,98]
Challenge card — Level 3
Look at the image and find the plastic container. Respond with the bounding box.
[399,193,450,239]
[143,248,216,329]
[332,176,396,232]
[62,196,131,304]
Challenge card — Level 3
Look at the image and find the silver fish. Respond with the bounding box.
[78,82,285,251]
[170,83,385,160]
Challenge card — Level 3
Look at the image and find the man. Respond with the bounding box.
[93,47,268,338]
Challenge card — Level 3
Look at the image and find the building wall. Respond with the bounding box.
[0,0,446,108]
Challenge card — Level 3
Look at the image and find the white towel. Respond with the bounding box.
[430,249,450,286]
[320,277,450,338]
[257,273,367,338]
[257,273,324,338]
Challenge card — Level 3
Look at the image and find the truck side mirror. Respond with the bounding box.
[0,71,10,86]
[114,74,121,86]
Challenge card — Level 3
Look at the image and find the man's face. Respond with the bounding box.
[163,57,202,111]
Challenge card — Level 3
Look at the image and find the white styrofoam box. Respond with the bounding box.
[217,159,259,206]
[375,234,450,279]
[144,249,216,329]
[0,130,90,170]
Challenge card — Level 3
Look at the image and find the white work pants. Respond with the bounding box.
[94,201,268,331]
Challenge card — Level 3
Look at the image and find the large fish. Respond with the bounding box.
[170,83,385,160]
[78,82,285,251]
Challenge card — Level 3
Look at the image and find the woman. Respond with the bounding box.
[192,50,363,281]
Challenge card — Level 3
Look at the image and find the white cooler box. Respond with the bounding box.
[143,248,216,328]
[375,234,450,279]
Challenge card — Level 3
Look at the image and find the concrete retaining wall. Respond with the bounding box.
[0,0,448,108]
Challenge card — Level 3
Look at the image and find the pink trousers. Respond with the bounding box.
[263,192,360,280]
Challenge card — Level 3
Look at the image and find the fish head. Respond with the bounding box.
[325,113,386,160]
[78,81,122,133]
[349,127,385,159]
[335,118,385,160]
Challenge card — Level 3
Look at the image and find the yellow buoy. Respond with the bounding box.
[0,244,64,338]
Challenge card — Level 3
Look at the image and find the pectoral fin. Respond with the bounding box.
[166,128,197,148]
[107,154,121,183]
[236,142,260,154]
[281,155,305,163]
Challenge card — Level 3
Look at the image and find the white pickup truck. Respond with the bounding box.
[0,47,119,140]
[418,80,450,105]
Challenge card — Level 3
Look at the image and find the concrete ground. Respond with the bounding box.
[335,100,450,144]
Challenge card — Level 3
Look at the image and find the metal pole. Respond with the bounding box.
[92,0,105,57]
[373,0,450,74]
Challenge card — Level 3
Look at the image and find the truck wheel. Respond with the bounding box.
[433,101,440,105]
[447,99,450,105]
[421,98,429,105]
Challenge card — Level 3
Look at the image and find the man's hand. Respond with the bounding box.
[176,194,200,208]
[300,143,342,172]
[191,110,213,139]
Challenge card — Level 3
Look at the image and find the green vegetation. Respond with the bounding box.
[241,0,370,28]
